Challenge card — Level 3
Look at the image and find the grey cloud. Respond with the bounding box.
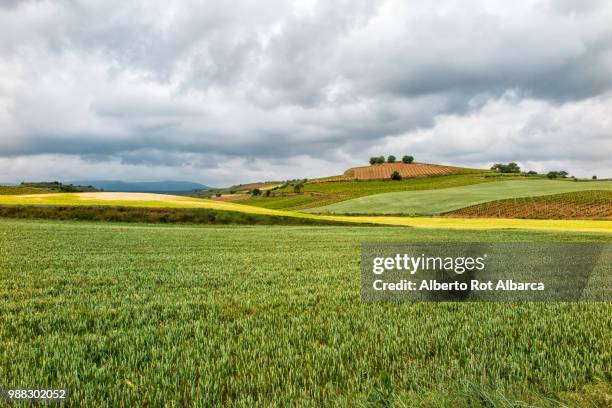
[0,0,611,184]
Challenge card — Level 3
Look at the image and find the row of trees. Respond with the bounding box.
[491,162,597,179]
[369,155,414,165]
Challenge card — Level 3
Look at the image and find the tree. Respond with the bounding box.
[491,162,521,173]
[377,156,385,164]
[293,184,303,193]
[390,171,402,180]
[387,155,396,163]
[369,157,378,165]
[526,170,538,175]
[592,175,597,180]
[546,172,558,179]
[402,155,414,164]
[558,171,568,178]
[252,188,261,196]
[265,190,271,197]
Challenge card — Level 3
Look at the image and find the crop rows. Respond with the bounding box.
[350,163,459,180]
[445,190,612,220]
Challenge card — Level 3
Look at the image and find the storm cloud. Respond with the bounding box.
[0,0,611,185]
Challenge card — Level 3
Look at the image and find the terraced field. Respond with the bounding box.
[445,190,612,220]
[1,219,611,406]
[307,179,612,216]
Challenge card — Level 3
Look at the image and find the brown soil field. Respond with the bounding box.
[346,163,462,180]
[444,190,612,220]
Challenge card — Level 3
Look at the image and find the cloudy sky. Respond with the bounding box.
[1,0,611,186]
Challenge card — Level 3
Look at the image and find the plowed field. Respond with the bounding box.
[348,163,461,180]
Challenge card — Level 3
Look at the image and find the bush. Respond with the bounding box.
[265,190,271,197]
[390,171,402,180]
[252,188,261,196]
[592,175,597,180]
[215,193,222,197]
[293,184,303,193]
[546,171,569,179]
[526,170,538,175]
[402,155,414,164]
[387,155,396,163]
[369,157,377,165]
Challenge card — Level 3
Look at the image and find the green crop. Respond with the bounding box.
[308,179,612,215]
[240,173,503,210]
[1,219,610,406]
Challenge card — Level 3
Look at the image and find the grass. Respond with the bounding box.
[240,173,511,210]
[307,179,612,215]
[0,219,610,406]
[445,190,612,220]
[1,192,612,233]
[0,186,53,195]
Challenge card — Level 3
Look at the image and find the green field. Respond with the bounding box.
[307,179,612,215]
[1,219,610,406]
[242,173,504,210]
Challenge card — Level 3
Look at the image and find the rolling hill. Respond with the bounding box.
[239,172,514,210]
[305,179,612,215]
[0,191,611,233]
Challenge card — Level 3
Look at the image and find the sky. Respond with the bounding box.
[0,0,611,186]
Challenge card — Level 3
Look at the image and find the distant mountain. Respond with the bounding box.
[68,180,212,193]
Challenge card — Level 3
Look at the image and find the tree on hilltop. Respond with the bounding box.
[402,155,414,164]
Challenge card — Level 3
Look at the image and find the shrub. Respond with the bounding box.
[252,188,261,196]
[293,184,303,193]
[387,155,396,163]
[390,171,402,180]
[592,175,597,180]
[527,170,538,175]
[402,155,414,164]
[215,193,222,197]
